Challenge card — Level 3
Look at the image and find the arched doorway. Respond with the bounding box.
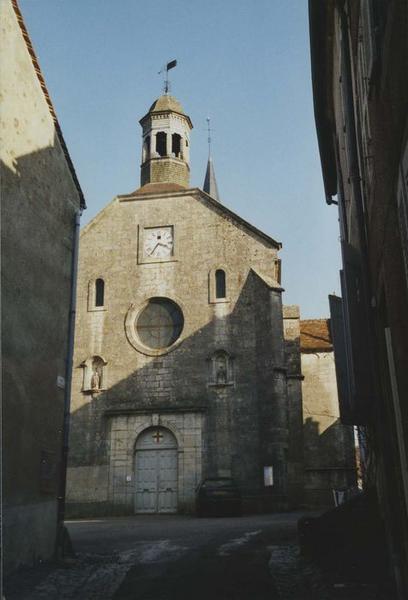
[134,427,178,513]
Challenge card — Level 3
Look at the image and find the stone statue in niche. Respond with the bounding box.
[91,368,100,390]
[209,350,233,386]
[91,357,104,391]
[81,355,107,393]
[216,357,227,385]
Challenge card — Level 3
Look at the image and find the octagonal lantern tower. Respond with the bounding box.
[139,95,193,188]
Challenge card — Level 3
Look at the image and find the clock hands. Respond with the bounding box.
[149,241,173,256]
[145,230,173,257]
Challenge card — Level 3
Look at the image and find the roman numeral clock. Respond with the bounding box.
[143,227,174,259]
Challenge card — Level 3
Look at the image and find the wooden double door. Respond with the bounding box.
[134,427,178,513]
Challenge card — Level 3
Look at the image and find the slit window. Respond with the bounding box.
[95,278,105,307]
[156,132,167,157]
[215,269,226,299]
[172,133,181,157]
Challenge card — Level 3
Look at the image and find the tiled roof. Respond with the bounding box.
[129,182,187,196]
[12,0,85,209]
[300,319,333,352]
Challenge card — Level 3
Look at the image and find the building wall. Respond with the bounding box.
[310,0,408,595]
[141,157,190,188]
[301,351,355,506]
[283,310,356,508]
[283,306,304,506]
[66,189,289,515]
[1,0,82,574]
[331,5,408,593]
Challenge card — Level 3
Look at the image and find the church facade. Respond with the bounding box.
[66,94,352,515]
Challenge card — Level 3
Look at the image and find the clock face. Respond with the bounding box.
[144,227,174,258]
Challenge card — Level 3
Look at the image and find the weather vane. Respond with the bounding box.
[206,117,212,156]
[158,59,177,94]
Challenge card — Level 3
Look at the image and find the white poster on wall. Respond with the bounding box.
[264,466,274,487]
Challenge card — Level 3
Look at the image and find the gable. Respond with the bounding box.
[117,187,281,250]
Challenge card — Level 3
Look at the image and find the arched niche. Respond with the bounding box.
[208,350,235,387]
[81,355,108,393]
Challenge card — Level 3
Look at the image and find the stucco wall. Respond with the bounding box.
[1,0,82,573]
[301,351,356,506]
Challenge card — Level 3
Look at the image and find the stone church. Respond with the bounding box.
[66,93,355,516]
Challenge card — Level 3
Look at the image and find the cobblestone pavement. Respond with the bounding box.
[4,513,386,600]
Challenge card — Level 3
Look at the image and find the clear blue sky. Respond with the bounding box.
[20,0,341,318]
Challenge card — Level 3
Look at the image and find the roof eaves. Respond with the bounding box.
[12,0,86,210]
[309,0,337,201]
[250,268,284,292]
[197,189,282,250]
[139,110,193,129]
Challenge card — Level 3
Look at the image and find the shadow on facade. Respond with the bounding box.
[67,269,293,516]
[2,135,81,572]
[302,416,357,507]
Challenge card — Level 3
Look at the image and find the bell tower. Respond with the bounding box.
[139,95,193,188]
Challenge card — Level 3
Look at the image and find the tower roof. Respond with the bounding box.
[203,156,220,202]
[140,94,192,128]
[148,94,185,115]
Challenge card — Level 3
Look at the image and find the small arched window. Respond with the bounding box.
[215,269,226,299]
[156,132,167,157]
[95,278,105,307]
[172,133,181,157]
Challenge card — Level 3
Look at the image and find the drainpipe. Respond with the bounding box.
[56,208,82,557]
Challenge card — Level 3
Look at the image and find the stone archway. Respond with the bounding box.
[134,426,178,514]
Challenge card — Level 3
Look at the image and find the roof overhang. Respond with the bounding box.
[309,0,338,202]
[139,110,193,130]
[12,0,86,210]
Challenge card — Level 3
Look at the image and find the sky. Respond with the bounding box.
[19,0,341,318]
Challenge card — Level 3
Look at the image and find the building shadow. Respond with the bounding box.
[66,269,294,516]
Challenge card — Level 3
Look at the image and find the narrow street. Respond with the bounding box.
[5,513,381,600]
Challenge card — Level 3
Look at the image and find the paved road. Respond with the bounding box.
[72,512,304,600]
[4,513,382,600]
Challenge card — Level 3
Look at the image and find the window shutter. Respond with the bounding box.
[340,242,374,423]
[329,294,353,424]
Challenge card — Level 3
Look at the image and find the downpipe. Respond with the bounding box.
[55,208,82,559]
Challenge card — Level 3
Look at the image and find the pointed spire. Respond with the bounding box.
[203,156,220,202]
[203,117,220,202]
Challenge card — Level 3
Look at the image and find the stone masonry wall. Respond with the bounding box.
[67,189,283,515]
[283,306,304,507]
[141,157,189,187]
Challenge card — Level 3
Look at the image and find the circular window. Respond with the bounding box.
[136,298,184,350]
